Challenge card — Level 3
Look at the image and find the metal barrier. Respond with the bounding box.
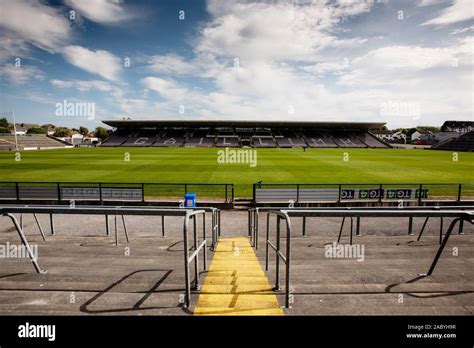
[0,205,212,308]
[249,205,473,249]
[264,208,473,308]
[0,181,234,203]
[253,182,474,204]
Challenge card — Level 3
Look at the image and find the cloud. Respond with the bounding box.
[50,79,123,97]
[0,64,44,84]
[145,54,197,75]
[199,0,374,62]
[422,0,474,26]
[65,0,135,24]
[140,76,190,100]
[61,45,122,81]
[0,0,71,54]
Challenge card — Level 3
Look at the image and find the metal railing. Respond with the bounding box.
[249,205,473,248]
[264,208,473,308]
[0,181,234,203]
[0,205,211,308]
[253,182,474,205]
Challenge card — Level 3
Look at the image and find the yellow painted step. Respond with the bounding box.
[194,237,283,316]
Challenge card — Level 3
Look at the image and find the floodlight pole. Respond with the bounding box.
[12,109,19,151]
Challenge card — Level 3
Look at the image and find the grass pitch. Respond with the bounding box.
[0,147,472,198]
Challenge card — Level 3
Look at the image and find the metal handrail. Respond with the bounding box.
[249,205,474,248]
[0,205,210,308]
[263,208,473,308]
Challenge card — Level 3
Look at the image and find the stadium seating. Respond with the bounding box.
[185,130,215,147]
[0,134,67,150]
[152,129,186,147]
[121,132,157,147]
[303,132,338,148]
[274,131,307,147]
[252,136,276,148]
[331,132,368,148]
[431,131,474,152]
[100,123,390,149]
[216,136,240,147]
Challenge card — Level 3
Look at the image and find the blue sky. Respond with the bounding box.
[0,0,473,129]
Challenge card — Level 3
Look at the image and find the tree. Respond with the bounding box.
[94,127,109,140]
[53,127,71,137]
[0,127,10,133]
[0,118,8,128]
[79,126,89,135]
[26,127,46,134]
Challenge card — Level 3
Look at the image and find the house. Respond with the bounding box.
[372,130,406,143]
[411,130,432,142]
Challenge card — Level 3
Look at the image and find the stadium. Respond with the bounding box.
[0,0,473,345]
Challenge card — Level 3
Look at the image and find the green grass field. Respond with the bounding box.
[0,147,473,198]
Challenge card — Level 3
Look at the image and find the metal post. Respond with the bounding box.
[105,214,109,236]
[302,216,306,237]
[275,216,281,291]
[457,184,462,202]
[265,213,270,271]
[183,214,191,308]
[161,215,165,237]
[439,217,443,244]
[296,184,299,204]
[202,213,207,271]
[416,217,429,241]
[99,183,102,204]
[218,210,221,237]
[231,185,234,203]
[378,184,383,205]
[458,219,464,235]
[192,215,199,289]
[114,215,118,246]
[425,218,461,276]
[49,213,55,235]
[141,183,145,202]
[121,215,129,243]
[284,214,292,309]
[356,217,361,236]
[254,210,259,249]
[337,217,346,243]
[417,184,423,206]
[248,210,252,237]
[4,213,46,274]
[15,182,20,201]
[225,184,228,202]
[408,217,414,236]
[57,183,61,203]
[20,213,23,231]
[33,213,46,242]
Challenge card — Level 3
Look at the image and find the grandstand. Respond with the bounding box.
[101,120,390,148]
[0,134,69,151]
[432,131,474,152]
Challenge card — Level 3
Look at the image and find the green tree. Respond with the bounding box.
[0,126,10,133]
[94,127,109,140]
[0,118,8,128]
[53,127,71,137]
[26,127,46,134]
[79,126,89,135]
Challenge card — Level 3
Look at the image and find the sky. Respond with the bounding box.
[0,0,473,130]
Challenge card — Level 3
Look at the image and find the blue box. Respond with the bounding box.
[184,192,196,207]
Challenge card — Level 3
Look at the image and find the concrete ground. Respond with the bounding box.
[0,210,472,315]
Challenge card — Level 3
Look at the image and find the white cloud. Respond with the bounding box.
[140,76,190,100]
[50,79,123,97]
[146,54,197,75]
[0,0,71,53]
[62,45,122,81]
[65,0,135,24]
[199,0,374,62]
[422,0,474,26]
[0,64,44,84]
